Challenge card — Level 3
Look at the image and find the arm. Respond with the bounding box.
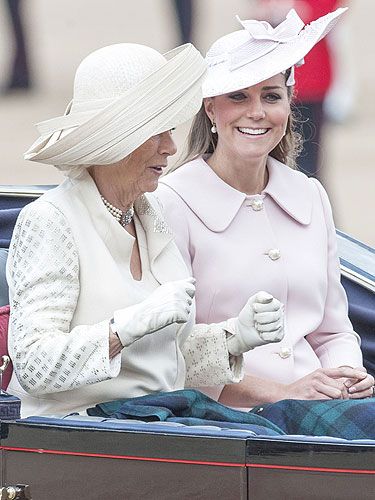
[7,201,121,395]
[184,293,284,388]
[306,179,363,368]
[306,179,373,398]
[219,365,370,408]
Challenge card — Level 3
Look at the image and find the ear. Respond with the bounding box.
[203,98,215,122]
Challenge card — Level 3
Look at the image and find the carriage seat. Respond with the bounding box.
[0,248,9,307]
[0,248,12,389]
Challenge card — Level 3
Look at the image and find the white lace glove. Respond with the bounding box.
[113,278,195,347]
[225,291,284,356]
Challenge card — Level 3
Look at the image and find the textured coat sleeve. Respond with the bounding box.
[6,201,120,395]
[305,180,363,368]
[182,322,243,387]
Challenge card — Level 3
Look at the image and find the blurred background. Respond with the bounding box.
[0,0,373,246]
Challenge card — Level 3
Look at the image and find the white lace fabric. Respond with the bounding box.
[7,201,120,395]
[183,323,243,386]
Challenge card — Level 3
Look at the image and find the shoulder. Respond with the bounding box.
[158,158,204,199]
[156,160,202,212]
[8,197,79,279]
[268,156,317,191]
[161,158,203,187]
[265,157,328,225]
[308,177,335,225]
[12,197,75,253]
[309,177,331,204]
[277,162,330,204]
[17,197,68,226]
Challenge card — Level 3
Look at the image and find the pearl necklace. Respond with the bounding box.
[101,195,134,227]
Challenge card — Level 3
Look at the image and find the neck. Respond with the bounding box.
[207,148,268,195]
[89,167,139,211]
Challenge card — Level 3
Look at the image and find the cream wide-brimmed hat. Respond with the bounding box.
[25,43,206,172]
[202,8,347,98]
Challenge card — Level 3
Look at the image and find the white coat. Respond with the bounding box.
[7,170,242,416]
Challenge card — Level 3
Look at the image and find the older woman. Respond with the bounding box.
[6,43,284,417]
[157,9,374,409]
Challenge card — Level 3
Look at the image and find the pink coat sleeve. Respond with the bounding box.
[305,179,363,368]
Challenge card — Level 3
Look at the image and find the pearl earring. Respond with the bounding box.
[211,122,217,134]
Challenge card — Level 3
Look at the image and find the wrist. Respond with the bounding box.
[110,318,123,347]
[224,318,250,356]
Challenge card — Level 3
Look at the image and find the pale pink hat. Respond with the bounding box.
[203,8,347,98]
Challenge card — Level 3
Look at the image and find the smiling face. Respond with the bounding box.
[204,73,291,166]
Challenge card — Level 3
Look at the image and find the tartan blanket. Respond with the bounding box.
[86,389,284,436]
[251,399,375,439]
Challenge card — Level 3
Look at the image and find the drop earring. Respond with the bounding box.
[211,121,217,134]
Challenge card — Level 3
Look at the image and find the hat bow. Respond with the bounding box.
[230,9,304,70]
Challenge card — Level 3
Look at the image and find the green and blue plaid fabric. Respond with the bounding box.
[87,389,284,436]
[87,390,375,439]
[251,399,375,439]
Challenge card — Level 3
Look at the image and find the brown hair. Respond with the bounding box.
[177,70,303,170]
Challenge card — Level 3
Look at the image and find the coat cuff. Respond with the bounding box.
[182,322,244,387]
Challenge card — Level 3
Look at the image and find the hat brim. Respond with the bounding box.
[25,43,206,168]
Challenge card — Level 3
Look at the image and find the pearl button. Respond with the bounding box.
[250,199,263,211]
[278,347,292,359]
[267,248,281,260]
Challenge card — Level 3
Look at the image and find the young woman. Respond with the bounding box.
[157,8,374,409]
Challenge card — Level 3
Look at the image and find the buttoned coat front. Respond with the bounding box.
[157,156,363,400]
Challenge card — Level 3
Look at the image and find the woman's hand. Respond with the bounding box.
[226,291,284,356]
[343,366,375,399]
[281,367,369,400]
[113,277,195,347]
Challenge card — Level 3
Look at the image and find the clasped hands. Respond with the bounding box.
[282,366,375,400]
[113,278,284,354]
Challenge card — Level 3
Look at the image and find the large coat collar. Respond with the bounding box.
[160,156,313,232]
[64,170,175,282]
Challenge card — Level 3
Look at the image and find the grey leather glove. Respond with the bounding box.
[113,278,195,347]
[225,291,284,356]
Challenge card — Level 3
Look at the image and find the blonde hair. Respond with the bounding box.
[179,70,303,169]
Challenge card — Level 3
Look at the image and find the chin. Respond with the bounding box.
[142,182,159,194]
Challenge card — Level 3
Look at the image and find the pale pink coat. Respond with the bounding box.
[156,156,363,400]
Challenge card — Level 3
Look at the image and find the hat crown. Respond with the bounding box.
[207,30,248,59]
[73,43,166,103]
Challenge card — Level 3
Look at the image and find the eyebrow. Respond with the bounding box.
[261,86,284,90]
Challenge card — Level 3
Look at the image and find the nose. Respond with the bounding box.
[159,131,177,157]
[246,98,266,120]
